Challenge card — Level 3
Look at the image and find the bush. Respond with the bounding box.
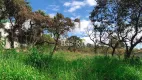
[26,47,49,69]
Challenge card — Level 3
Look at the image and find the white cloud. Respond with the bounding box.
[64,1,85,12]
[49,13,55,18]
[64,2,71,6]
[52,7,59,11]
[85,0,97,6]
[46,5,60,11]
[68,5,81,12]
[72,1,85,6]
[69,19,93,37]
[82,37,94,44]
[73,20,90,33]
[64,0,97,12]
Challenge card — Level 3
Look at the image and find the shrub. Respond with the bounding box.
[26,47,49,69]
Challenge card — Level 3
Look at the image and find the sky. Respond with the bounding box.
[28,0,97,44]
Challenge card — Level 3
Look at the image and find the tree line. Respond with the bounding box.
[0,0,141,59]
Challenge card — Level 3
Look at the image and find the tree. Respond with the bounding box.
[90,0,142,58]
[90,0,121,56]
[0,0,32,48]
[0,0,80,52]
[108,35,125,56]
[23,10,50,45]
[116,0,142,58]
[67,36,82,52]
[47,13,79,57]
[1,0,50,48]
[86,26,99,54]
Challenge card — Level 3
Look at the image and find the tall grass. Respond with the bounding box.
[0,49,46,80]
[0,48,142,80]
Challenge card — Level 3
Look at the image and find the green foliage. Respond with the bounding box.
[26,47,49,69]
[67,36,83,52]
[35,10,46,16]
[48,13,75,41]
[42,34,55,43]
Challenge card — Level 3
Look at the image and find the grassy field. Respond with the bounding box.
[0,48,142,80]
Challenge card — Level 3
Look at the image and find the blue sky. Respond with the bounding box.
[29,0,96,20]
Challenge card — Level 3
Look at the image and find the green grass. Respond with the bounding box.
[0,48,142,80]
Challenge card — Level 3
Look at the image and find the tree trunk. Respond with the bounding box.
[52,42,57,54]
[111,42,119,56]
[8,32,14,48]
[125,51,131,59]
[94,47,96,54]
[125,47,133,59]
[105,47,109,56]
[50,34,60,59]
[9,17,14,48]
[10,39,14,48]
[111,47,116,56]
[94,42,97,54]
